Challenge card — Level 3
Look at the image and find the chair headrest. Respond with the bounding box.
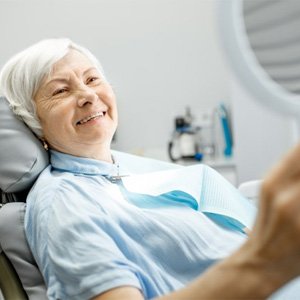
[0,97,49,193]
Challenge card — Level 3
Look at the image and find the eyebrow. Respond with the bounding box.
[44,67,99,87]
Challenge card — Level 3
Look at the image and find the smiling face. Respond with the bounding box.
[34,49,118,161]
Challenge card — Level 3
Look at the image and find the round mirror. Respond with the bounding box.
[218,0,300,116]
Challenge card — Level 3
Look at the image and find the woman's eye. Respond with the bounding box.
[52,88,67,96]
[87,77,99,84]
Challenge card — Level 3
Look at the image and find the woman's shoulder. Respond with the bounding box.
[27,165,106,215]
[26,165,82,211]
[30,165,73,195]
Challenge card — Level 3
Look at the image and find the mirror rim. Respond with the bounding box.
[217,0,300,116]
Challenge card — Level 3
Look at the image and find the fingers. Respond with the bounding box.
[255,143,300,233]
[251,180,300,269]
[248,143,300,281]
[273,183,300,226]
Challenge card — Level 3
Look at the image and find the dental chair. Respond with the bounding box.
[0,96,48,300]
[0,96,261,299]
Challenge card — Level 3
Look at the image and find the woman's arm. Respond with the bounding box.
[91,249,282,300]
[91,248,283,300]
[91,286,144,300]
[93,143,300,300]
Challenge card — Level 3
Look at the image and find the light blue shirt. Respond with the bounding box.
[25,150,255,300]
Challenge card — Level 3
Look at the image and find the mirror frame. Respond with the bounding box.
[217,0,300,116]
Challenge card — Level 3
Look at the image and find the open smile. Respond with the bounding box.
[76,111,106,125]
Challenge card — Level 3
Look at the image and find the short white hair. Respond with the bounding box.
[0,38,105,137]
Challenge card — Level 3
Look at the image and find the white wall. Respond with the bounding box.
[0,0,231,156]
[230,72,297,184]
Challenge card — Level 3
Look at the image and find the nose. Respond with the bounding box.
[76,85,99,107]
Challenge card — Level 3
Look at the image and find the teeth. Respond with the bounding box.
[78,112,104,125]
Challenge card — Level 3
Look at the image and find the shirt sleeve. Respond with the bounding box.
[44,180,142,300]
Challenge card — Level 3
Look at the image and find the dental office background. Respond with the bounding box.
[0,0,296,186]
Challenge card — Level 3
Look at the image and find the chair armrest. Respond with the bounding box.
[0,252,27,300]
[238,180,262,205]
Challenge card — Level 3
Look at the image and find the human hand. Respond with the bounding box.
[246,142,300,285]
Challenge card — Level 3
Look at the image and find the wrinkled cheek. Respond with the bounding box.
[43,119,64,143]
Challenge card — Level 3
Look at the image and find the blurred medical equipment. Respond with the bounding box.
[168,104,233,162]
[216,104,233,157]
[168,107,202,162]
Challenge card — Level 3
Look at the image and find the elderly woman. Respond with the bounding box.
[1,38,300,300]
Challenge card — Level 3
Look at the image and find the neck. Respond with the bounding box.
[50,144,113,163]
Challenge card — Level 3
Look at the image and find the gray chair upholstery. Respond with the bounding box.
[0,96,48,299]
[0,203,47,300]
[0,96,49,194]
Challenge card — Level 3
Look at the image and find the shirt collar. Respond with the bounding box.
[50,150,119,176]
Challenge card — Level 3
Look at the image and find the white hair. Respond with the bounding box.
[0,38,105,137]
